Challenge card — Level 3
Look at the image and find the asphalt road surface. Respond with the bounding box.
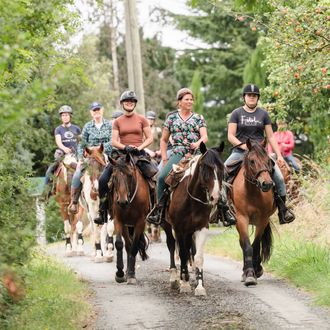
[47,232,330,330]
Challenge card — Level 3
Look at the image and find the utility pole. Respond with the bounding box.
[124,0,145,115]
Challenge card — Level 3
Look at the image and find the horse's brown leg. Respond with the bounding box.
[75,207,85,256]
[177,233,191,293]
[60,202,73,257]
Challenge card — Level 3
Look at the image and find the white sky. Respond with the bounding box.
[73,0,204,50]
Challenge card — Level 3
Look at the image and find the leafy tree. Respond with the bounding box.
[163,0,259,145]
[190,70,204,114]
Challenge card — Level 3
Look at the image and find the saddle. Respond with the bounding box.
[164,157,191,189]
[225,159,243,184]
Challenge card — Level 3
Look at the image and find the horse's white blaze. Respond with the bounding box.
[210,169,221,205]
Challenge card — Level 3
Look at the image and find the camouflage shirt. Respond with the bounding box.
[77,119,112,159]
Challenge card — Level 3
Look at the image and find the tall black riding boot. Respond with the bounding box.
[94,199,108,225]
[146,190,168,225]
[217,199,236,226]
[277,195,295,224]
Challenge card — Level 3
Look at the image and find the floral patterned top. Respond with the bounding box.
[163,111,207,156]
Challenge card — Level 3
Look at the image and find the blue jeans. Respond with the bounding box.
[284,154,300,173]
[225,149,286,196]
[157,153,183,202]
[71,168,83,189]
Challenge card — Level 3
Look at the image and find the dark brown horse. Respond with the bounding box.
[165,142,225,295]
[231,139,275,286]
[54,153,84,256]
[109,152,150,284]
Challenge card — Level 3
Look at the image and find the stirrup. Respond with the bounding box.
[279,209,295,225]
[221,210,236,227]
[146,206,162,226]
[68,203,78,214]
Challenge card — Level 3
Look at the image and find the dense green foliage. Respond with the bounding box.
[2,251,91,330]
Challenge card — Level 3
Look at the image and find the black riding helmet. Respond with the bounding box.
[242,84,260,97]
[120,90,138,103]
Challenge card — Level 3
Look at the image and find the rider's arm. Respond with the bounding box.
[160,129,170,162]
[55,134,71,154]
[190,127,208,150]
[228,123,247,150]
[137,126,153,151]
[265,125,284,161]
[112,129,125,150]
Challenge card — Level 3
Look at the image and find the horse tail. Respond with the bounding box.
[138,233,149,261]
[261,223,273,263]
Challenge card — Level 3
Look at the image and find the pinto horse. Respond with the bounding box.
[165,142,225,295]
[79,145,114,262]
[109,152,150,284]
[55,153,84,256]
[231,139,275,286]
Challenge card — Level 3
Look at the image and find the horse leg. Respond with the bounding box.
[151,224,161,243]
[114,229,126,283]
[104,220,114,262]
[178,234,191,293]
[252,236,263,278]
[161,221,179,289]
[63,218,73,257]
[94,224,103,263]
[237,218,257,286]
[75,206,84,256]
[194,228,208,296]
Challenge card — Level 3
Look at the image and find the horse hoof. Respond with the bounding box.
[244,276,257,286]
[104,255,113,263]
[115,275,127,283]
[94,256,103,263]
[255,267,264,278]
[170,280,179,289]
[65,251,74,257]
[127,277,137,285]
[194,287,206,296]
[179,281,191,293]
[77,251,85,256]
[241,273,246,282]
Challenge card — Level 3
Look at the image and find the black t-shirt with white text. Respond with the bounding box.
[228,106,271,143]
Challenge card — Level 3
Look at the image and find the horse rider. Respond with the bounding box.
[222,84,295,225]
[68,102,113,214]
[144,110,162,160]
[95,90,154,225]
[147,88,208,225]
[44,105,81,198]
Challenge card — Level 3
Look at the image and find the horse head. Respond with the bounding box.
[244,139,274,192]
[110,153,137,208]
[187,142,225,206]
[84,144,107,200]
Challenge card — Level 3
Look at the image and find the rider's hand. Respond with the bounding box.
[63,147,72,154]
[124,145,138,154]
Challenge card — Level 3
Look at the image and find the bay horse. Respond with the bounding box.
[54,153,84,256]
[79,145,114,263]
[231,139,275,286]
[165,141,225,295]
[109,152,150,284]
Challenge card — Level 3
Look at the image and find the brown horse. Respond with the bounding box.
[165,142,225,295]
[109,152,150,284]
[231,139,275,286]
[55,153,84,256]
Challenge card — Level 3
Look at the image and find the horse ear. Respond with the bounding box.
[84,147,91,156]
[99,143,104,153]
[200,141,207,154]
[246,139,252,150]
[218,141,225,153]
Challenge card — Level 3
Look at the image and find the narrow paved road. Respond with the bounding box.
[47,233,330,330]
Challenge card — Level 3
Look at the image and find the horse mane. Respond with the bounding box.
[198,148,224,181]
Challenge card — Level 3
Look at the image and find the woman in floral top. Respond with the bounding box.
[147,88,208,225]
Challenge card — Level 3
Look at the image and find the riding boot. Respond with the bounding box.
[68,186,82,214]
[277,195,295,225]
[146,190,168,225]
[94,199,108,225]
[217,199,236,227]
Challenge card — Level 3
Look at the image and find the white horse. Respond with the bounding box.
[79,145,115,262]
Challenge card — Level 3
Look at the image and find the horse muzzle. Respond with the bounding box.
[117,199,129,208]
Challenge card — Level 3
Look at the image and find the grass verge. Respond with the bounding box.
[3,250,92,330]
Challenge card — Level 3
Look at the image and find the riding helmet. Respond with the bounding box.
[58,105,73,115]
[242,84,260,96]
[120,90,138,103]
[176,88,194,101]
[146,111,156,120]
[89,102,102,111]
